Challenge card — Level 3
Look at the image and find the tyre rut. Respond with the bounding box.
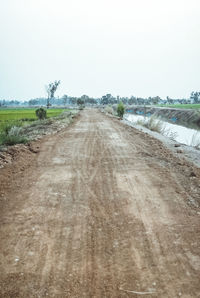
[0,110,200,297]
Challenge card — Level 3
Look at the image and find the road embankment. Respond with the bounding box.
[0,110,200,297]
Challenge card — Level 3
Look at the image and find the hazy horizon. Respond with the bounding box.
[1,0,200,101]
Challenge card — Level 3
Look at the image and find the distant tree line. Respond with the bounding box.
[1,92,200,107]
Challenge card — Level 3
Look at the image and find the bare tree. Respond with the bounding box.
[46,80,60,108]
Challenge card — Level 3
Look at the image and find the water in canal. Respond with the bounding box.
[124,114,200,147]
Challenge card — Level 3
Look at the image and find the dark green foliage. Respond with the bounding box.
[117,102,125,118]
[35,108,47,120]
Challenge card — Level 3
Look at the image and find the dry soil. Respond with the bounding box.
[0,110,200,297]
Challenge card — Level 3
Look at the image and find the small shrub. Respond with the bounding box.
[0,126,27,145]
[136,116,164,133]
[146,116,163,132]
[0,121,22,135]
[0,122,28,146]
[8,126,22,136]
[117,102,125,118]
[0,135,28,146]
[35,108,47,120]
[105,105,114,115]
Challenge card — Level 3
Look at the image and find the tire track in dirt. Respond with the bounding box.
[0,110,200,297]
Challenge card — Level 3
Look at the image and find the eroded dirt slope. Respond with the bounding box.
[0,110,200,297]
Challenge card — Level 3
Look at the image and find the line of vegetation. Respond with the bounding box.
[0,108,74,146]
[2,91,200,107]
[0,108,65,122]
[104,102,125,118]
[157,104,200,110]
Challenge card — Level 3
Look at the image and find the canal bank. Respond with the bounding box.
[122,116,200,169]
[125,106,200,130]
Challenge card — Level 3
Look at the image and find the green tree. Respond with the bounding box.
[151,96,161,105]
[77,98,84,106]
[101,94,112,105]
[190,92,200,103]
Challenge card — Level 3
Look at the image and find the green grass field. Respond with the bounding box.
[0,108,69,146]
[0,108,65,122]
[157,104,200,110]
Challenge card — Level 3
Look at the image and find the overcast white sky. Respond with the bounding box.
[0,0,200,100]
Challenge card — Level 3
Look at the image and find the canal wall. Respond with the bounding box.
[125,106,200,129]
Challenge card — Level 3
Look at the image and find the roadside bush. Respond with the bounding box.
[0,134,28,146]
[0,124,28,146]
[137,116,164,133]
[145,116,163,132]
[8,126,22,136]
[105,105,114,115]
[0,121,22,135]
[35,108,47,120]
[117,102,125,118]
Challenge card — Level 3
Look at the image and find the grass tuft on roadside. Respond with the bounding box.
[0,123,28,146]
[105,105,114,115]
[137,116,164,133]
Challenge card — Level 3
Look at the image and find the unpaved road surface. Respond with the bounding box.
[0,110,200,297]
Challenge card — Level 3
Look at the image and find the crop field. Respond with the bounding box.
[0,108,70,146]
[0,108,65,122]
[157,104,200,110]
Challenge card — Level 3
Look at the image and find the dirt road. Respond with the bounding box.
[0,110,200,297]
